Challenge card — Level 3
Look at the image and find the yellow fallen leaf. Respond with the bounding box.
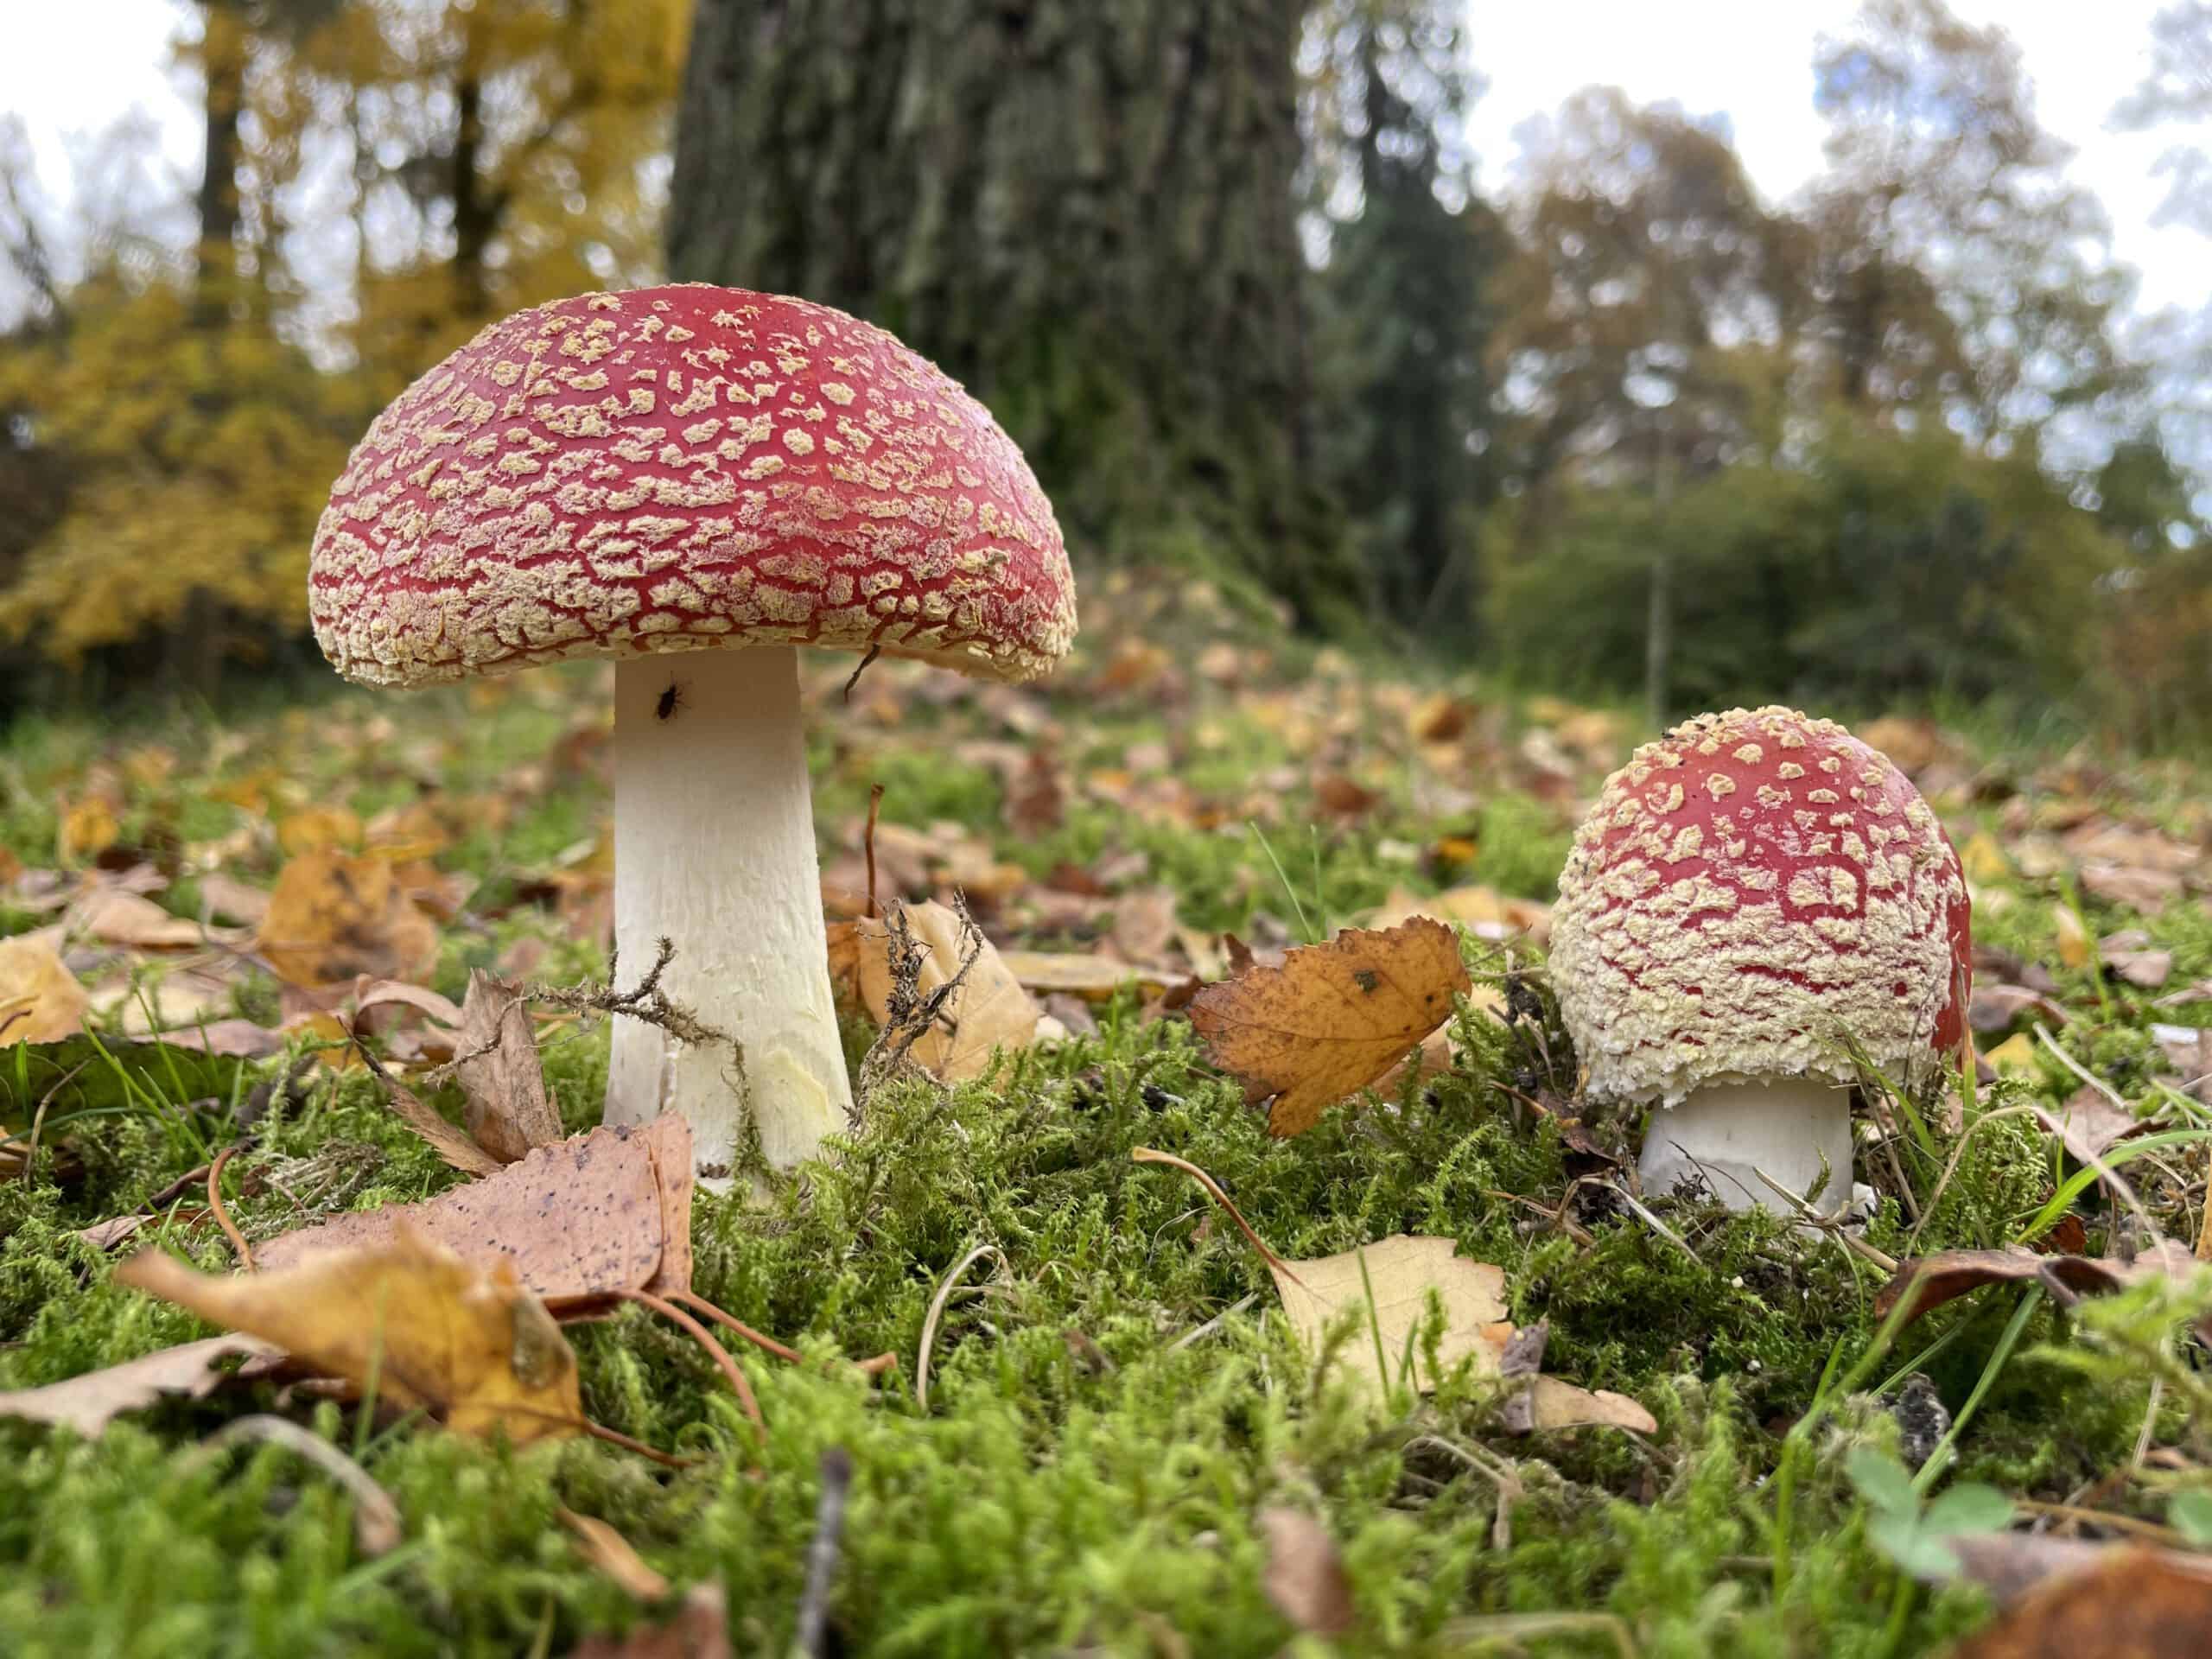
[1269,1235,1510,1397]
[277,804,364,856]
[995,950,1177,1003]
[2055,904,2092,971]
[1981,1032,2041,1076]
[1189,918,1471,1136]
[1959,832,2012,886]
[0,934,89,1044]
[850,900,1039,1081]
[257,849,439,988]
[57,798,118,865]
[116,1228,580,1442]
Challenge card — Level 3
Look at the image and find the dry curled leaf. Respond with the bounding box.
[0,1335,277,1436]
[852,899,1039,1081]
[1946,1547,2212,1657]
[1257,1507,1356,1637]
[454,969,563,1163]
[1878,1240,2209,1333]
[117,1226,582,1441]
[562,1508,671,1601]
[257,849,440,988]
[257,1116,692,1316]
[0,933,89,1044]
[1190,918,1471,1136]
[568,1586,730,1659]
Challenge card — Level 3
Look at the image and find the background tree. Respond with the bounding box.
[1301,0,1500,637]
[668,0,1357,624]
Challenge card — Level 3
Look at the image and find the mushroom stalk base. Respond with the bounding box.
[606,647,852,1180]
[1636,1076,1854,1216]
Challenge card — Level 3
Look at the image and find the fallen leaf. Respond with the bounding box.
[1877,1240,2206,1326]
[1107,887,1181,965]
[1980,1032,2041,1077]
[1257,1507,1356,1637]
[57,797,119,864]
[853,900,1039,1081]
[65,888,207,950]
[117,1227,582,1441]
[2081,863,2183,914]
[1959,832,2012,885]
[369,1065,505,1178]
[1191,918,1471,1136]
[995,950,1178,1004]
[1268,1235,1510,1397]
[195,873,271,929]
[0,1335,277,1436]
[2048,1088,2151,1164]
[257,850,440,988]
[562,1508,671,1601]
[0,934,89,1044]
[454,970,563,1163]
[1522,1376,1659,1433]
[568,1586,730,1659]
[1946,1546,2212,1657]
[257,1116,692,1316]
[2103,947,2174,989]
[2055,906,2092,971]
[1969,985,2070,1034]
[276,804,364,855]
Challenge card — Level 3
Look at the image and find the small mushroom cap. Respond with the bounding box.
[309,284,1076,688]
[1550,705,1970,1106]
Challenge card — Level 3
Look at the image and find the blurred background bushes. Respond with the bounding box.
[0,0,2207,744]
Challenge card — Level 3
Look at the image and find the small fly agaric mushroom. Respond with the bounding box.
[309,285,1076,1182]
[1548,707,1970,1215]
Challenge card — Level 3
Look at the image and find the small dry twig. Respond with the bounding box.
[535,935,732,1053]
[193,1414,401,1556]
[842,644,882,702]
[796,1446,855,1657]
[207,1146,255,1273]
[917,1244,1007,1411]
[852,896,988,1114]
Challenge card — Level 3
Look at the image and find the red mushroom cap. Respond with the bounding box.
[1549,706,1971,1105]
[309,284,1076,688]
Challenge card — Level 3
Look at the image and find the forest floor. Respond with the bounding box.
[3,573,2212,1657]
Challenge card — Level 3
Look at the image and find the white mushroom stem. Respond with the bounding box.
[1636,1076,1856,1216]
[605,646,852,1179]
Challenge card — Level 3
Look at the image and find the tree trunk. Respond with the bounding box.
[193,1,246,321]
[669,0,1351,619]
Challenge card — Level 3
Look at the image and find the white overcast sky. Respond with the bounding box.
[1,0,2203,314]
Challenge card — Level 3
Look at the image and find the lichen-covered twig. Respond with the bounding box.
[851,895,986,1116]
[533,935,731,1052]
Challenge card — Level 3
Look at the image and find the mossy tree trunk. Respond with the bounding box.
[669,0,1353,621]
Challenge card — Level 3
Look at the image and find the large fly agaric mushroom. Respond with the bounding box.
[1548,707,1969,1215]
[309,285,1076,1182]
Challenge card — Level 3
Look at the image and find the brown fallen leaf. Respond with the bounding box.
[65,888,210,950]
[365,1064,505,1179]
[453,969,563,1163]
[852,900,1039,1082]
[196,873,271,929]
[0,1335,278,1436]
[1946,1546,2212,1657]
[562,1508,671,1601]
[257,849,440,988]
[0,933,89,1043]
[1257,1507,1357,1637]
[258,1117,692,1316]
[1877,1240,2207,1329]
[1190,918,1471,1136]
[2048,1087,2154,1165]
[568,1586,730,1659]
[117,1227,582,1441]
[1942,1533,2212,1609]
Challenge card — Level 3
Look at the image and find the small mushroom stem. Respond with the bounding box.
[1636,1076,1855,1216]
[606,646,852,1179]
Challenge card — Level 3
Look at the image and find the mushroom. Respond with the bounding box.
[308,284,1076,1182]
[1548,706,1970,1215]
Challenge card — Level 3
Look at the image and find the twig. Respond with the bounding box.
[577,1418,696,1470]
[1404,1434,1525,1551]
[207,1146,255,1273]
[1166,1293,1258,1354]
[1750,1168,1899,1274]
[667,1287,897,1377]
[534,936,733,1053]
[194,1415,400,1555]
[17,1058,86,1184]
[1608,1182,1700,1264]
[863,783,885,918]
[842,643,881,703]
[853,896,988,1112]
[1131,1147,1306,1287]
[2014,1497,2188,1546]
[917,1244,1006,1411]
[2034,1023,2128,1113]
[795,1446,855,1657]
[617,1288,765,1441]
